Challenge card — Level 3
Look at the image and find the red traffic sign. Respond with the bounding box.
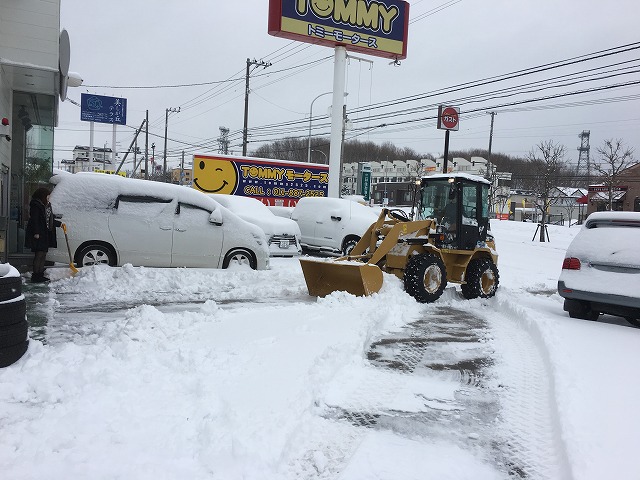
[437,105,460,131]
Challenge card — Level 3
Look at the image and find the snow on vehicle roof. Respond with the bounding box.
[0,263,20,278]
[209,194,272,216]
[423,172,490,184]
[584,211,640,226]
[50,172,220,211]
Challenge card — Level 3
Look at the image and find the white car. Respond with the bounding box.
[48,173,269,270]
[289,197,378,255]
[558,211,640,327]
[209,194,301,257]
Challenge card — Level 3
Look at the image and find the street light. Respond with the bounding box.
[307,91,348,163]
[311,149,328,164]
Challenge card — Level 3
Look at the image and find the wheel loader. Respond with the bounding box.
[299,173,499,303]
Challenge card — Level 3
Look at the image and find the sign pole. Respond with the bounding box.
[112,123,117,166]
[442,129,450,174]
[328,45,347,198]
[89,121,94,172]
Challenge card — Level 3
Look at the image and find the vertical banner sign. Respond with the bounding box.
[360,163,372,201]
[268,0,410,60]
[192,154,329,207]
[80,94,127,125]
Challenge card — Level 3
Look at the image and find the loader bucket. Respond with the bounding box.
[299,258,384,297]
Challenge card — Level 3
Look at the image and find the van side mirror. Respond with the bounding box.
[209,210,223,226]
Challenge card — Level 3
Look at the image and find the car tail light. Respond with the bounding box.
[562,257,581,270]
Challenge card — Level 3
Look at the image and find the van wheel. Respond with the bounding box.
[76,244,116,267]
[404,253,447,303]
[461,258,499,299]
[222,249,256,270]
[342,236,360,256]
[564,299,599,321]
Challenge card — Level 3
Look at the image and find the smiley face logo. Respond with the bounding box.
[193,157,238,194]
[310,0,333,18]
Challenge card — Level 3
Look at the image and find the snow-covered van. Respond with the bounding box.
[48,173,269,270]
[290,197,378,255]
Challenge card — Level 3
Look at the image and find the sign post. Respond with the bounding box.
[269,0,410,198]
[437,105,460,174]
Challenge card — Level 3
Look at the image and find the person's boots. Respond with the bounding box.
[31,272,50,283]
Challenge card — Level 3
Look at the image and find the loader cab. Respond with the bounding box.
[417,174,491,250]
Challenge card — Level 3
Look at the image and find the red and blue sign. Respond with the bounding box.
[269,0,410,60]
[192,154,329,207]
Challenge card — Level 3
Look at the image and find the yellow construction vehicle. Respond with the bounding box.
[299,173,499,303]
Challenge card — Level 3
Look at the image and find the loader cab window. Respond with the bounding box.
[417,180,453,221]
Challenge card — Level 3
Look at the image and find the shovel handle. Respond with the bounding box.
[62,223,67,234]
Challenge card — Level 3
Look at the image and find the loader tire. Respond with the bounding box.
[461,258,499,299]
[404,253,447,303]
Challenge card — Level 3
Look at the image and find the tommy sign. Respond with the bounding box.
[268,0,410,60]
[437,105,460,131]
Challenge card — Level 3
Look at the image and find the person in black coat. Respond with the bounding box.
[25,187,61,283]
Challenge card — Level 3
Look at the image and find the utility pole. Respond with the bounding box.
[163,106,180,179]
[145,110,149,180]
[180,150,185,185]
[487,111,497,211]
[242,58,271,156]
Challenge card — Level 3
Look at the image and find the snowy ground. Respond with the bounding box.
[1,220,639,480]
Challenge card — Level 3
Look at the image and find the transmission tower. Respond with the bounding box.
[218,126,230,155]
[576,130,591,181]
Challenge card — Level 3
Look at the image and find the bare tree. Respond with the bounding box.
[527,140,568,242]
[593,139,635,211]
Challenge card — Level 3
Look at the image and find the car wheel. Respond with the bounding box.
[0,299,26,328]
[461,258,499,299]
[403,253,447,303]
[564,299,599,321]
[76,244,116,267]
[625,317,640,328]
[0,275,22,302]
[222,249,256,270]
[0,340,29,368]
[342,236,360,256]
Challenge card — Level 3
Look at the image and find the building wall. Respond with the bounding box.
[0,66,11,170]
[0,0,60,69]
[587,163,640,214]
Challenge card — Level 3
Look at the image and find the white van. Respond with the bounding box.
[209,194,301,257]
[48,173,269,270]
[290,197,378,255]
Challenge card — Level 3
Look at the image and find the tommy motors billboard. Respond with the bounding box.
[268,0,410,60]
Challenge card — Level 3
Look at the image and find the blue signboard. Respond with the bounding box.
[80,93,127,125]
[192,154,329,207]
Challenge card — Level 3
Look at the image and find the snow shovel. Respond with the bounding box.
[299,258,384,297]
[61,223,79,274]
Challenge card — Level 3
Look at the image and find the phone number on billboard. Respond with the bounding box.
[272,187,325,198]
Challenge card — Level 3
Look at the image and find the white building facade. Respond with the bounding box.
[0,0,67,264]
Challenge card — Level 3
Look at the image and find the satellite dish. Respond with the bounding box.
[59,29,71,101]
[59,29,70,77]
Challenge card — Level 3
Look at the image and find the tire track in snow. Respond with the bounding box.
[466,293,574,480]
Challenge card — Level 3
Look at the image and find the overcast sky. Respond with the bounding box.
[56,0,640,170]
